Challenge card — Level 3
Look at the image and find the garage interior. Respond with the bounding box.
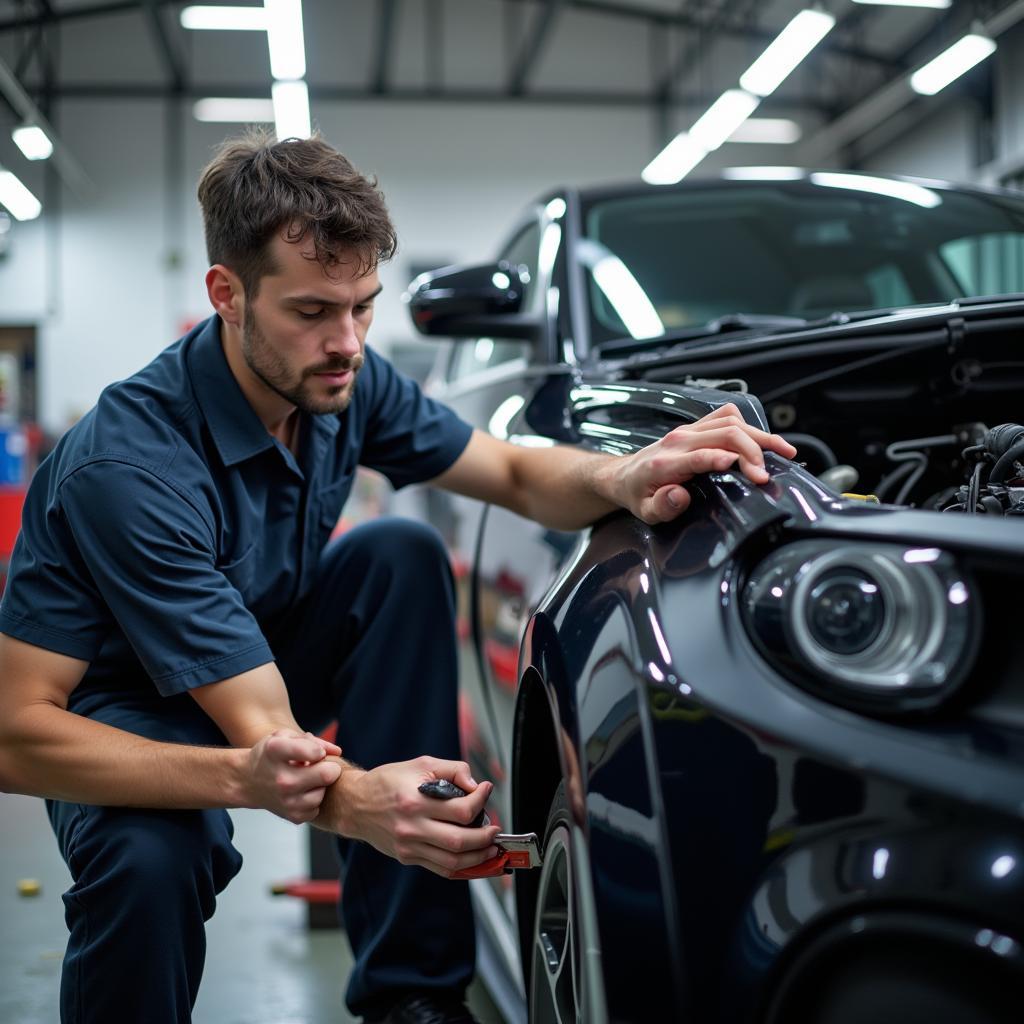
[1,1,1024,1022]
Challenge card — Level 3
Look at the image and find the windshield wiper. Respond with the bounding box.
[597,313,809,357]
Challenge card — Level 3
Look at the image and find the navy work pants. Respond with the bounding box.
[46,518,475,1023]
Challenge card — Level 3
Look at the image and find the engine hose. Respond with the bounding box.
[990,437,1024,484]
[782,433,837,469]
[984,423,1024,460]
[875,460,916,502]
[894,458,929,506]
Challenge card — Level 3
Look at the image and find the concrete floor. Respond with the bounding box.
[0,792,504,1023]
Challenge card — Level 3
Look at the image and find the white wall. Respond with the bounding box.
[859,98,977,183]
[0,98,657,431]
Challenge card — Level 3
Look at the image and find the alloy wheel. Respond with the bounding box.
[530,822,580,1023]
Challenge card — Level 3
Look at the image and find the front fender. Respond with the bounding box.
[513,515,691,1018]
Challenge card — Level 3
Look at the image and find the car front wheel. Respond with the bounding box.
[529,782,607,1024]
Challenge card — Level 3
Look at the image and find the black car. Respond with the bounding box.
[403,172,1024,1024]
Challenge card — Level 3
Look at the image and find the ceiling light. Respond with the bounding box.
[910,33,996,96]
[642,133,708,185]
[810,171,941,208]
[689,89,761,151]
[11,124,53,160]
[0,170,42,220]
[272,79,311,140]
[265,0,306,80]
[727,117,802,144]
[740,9,836,98]
[852,0,950,7]
[180,5,267,30]
[193,98,275,122]
[723,166,806,180]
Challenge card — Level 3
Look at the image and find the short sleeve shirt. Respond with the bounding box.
[0,315,472,716]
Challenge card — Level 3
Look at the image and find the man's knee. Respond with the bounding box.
[344,517,453,592]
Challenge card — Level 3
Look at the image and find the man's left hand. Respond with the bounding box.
[603,403,797,524]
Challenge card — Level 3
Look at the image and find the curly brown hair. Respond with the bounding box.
[197,129,397,296]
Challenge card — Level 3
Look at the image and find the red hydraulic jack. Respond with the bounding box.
[418,779,542,879]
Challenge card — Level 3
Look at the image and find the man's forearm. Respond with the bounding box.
[0,701,251,808]
[508,444,621,530]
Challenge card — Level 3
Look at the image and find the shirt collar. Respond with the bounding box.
[187,315,277,467]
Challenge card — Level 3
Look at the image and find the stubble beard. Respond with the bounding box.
[242,308,364,416]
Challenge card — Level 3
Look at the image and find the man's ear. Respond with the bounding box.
[205,264,245,326]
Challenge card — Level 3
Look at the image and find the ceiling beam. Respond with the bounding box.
[0,0,143,33]
[370,0,399,94]
[508,0,566,95]
[0,55,92,195]
[140,0,185,93]
[46,80,838,117]
[652,0,753,103]
[505,0,903,71]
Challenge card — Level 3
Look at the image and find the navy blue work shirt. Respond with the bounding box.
[0,315,472,721]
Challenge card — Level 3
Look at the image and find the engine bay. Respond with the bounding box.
[653,316,1024,515]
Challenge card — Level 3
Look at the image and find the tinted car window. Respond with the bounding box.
[582,183,1024,345]
[447,222,540,382]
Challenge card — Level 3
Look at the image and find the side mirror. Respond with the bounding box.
[403,261,543,341]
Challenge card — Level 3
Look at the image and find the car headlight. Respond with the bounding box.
[743,541,978,711]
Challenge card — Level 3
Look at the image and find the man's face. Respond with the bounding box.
[240,233,381,416]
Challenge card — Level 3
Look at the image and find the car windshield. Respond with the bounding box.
[581,177,1024,348]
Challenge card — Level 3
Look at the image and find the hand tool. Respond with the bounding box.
[419,779,542,879]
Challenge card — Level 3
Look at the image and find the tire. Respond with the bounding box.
[528,782,607,1024]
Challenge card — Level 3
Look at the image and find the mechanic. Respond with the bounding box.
[0,132,796,1024]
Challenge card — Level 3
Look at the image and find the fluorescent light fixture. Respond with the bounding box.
[728,118,802,144]
[11,124,53,160]
[689,89,762,151]
[642,132,708,185]
[265,0,306,80]
[723,166,805,180]
[0,170,42,220]
[193,98,275,122]
[910,33,996,96]
[272,79,311,139]
[180,5,267,30]
[740,9,836,98]
[578,240,663,339]
[810,171,942,208]
[852,0,950,7]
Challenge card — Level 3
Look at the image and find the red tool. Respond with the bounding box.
[418,779,542,879]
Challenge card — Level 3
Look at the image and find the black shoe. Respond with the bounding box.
[368,991,480,1024]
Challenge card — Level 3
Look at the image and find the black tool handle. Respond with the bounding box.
[418,779,488,828]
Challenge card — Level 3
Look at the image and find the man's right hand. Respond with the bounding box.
[320,755,502,878]
[245,729,343,824]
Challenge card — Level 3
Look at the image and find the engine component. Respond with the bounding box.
[820,464,859,492]
[945,423,1024,516]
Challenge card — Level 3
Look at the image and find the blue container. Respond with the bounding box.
[0,425,27,485]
